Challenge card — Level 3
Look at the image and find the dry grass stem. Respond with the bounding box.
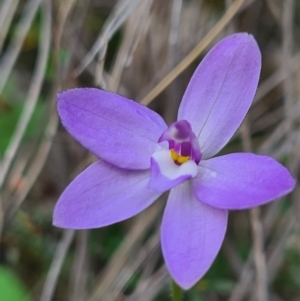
[75,0,146,76]
[0,0,51,189]
[0,0,20,52]
[39,230,75,301]
[0,0,42,93]
[139,0,246,106]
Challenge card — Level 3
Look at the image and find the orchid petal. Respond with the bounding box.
[53,161,161,229]
[161,181,228,289]
[57,88,167,170]
[148,150,198,192]
[193,153,296,210]
[178,33,261,159]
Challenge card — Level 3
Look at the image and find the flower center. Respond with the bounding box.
[159,120,202,165]
[170,149,190,164]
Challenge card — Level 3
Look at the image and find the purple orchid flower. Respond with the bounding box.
[53,33,295,289]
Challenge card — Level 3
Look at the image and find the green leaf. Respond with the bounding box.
[0,265,32,301]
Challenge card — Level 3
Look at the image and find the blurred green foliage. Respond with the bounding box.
[0,265,32,301]
[0,84,46,158]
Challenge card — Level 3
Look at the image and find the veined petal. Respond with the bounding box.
[161,181,228,289]
[178,33,261,159]
[57,88,167,170]
[148,150,198,192]
[53,161,161,229]
[193,153,296,210]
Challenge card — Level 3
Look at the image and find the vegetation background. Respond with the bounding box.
[0,0,300,300]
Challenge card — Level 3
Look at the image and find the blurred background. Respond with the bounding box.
[0,0,300,300]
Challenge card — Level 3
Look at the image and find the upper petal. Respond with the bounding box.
[193,153,296,210]
[53,160,161,229]
[178,33,261,159]
[161,181,228,290]
[57,88,167,169]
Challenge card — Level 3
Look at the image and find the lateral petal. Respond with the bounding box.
[193,153,296,210]
[57,88,167,169]
[178,33,261,159]
[53,161,161,229]
[161,181,228,289]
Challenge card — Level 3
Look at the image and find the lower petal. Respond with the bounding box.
[53,161,161,229]
[193,153,296,210]
[148,150,198,192]
[161,181,228,289]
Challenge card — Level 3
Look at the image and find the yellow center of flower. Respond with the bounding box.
[170,149,190,165]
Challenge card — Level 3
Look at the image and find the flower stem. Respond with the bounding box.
[171,280,182,301]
